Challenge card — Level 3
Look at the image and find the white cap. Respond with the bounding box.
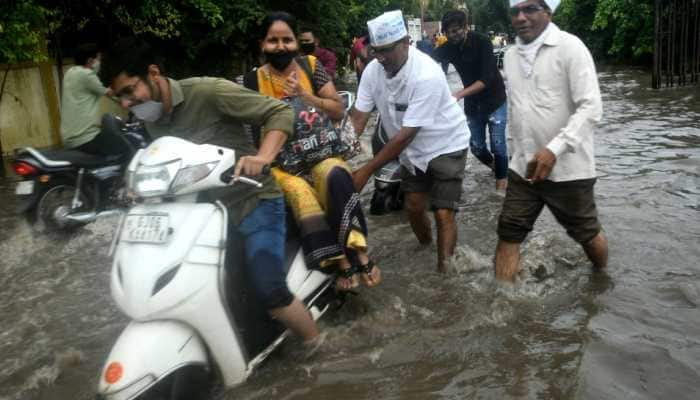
[367,10,407,47]
[510,0,560,13]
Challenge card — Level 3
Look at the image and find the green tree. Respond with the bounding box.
[554,0,611,58]
[591,0,654,59]
[466,0,510,34]
[0,0,52,63]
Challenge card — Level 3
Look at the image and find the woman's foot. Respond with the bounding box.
[357,252,381,287]
[335,260,359,291]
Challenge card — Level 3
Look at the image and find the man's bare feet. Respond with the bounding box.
[496,178,507,191]
[437,262,448,273]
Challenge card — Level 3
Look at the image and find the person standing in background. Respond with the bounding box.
[494,0,608,281]
[299,28,337,81]
[433,10,509,191]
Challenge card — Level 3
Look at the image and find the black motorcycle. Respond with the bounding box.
[369,117,404,215]
[11,114,149,230]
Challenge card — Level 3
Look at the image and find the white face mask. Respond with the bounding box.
[91,59,101,73]
[130,101,164,122]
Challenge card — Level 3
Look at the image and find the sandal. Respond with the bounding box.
[335,264,359,292]
[358,259,381,288]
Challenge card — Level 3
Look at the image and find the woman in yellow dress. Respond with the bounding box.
[244,12,380,290]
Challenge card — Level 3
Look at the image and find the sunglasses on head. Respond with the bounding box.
[509,3,546,16]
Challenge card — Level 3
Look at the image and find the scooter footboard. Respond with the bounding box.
[97,320,207,400]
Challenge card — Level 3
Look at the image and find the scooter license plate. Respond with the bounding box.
[121,213,169,244]
[15,181,34,195]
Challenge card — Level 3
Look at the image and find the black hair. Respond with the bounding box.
[260,11,298,40]
[441,10,467,33]
[98,37,163,87]
[299,25,315,37]
[74,43,99,66]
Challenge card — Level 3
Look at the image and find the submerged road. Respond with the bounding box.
[0,66,698,399]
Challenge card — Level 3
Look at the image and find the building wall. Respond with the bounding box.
[0,62,125,156]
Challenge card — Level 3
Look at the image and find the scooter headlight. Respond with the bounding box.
[170,161,218,193]
[130,160,181,197]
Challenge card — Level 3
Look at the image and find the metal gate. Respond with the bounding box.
[653,0,700,88]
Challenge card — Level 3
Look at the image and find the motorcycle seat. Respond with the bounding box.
[29,148,125,168]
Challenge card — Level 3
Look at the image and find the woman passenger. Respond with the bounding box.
[244,11,380,291]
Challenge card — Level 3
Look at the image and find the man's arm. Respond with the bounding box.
[235,130,287,178]
[214,79,294,137]
[350,107,372,137]
[353,126,419,191]
[454,36,496,100]
[453,80,486,100]
[84,70,109,96]
[214,79,293,177]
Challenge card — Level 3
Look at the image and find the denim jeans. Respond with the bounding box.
[236,197,293,309]
[467,101,508,180]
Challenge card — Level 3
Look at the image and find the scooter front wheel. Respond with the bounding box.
[133,365,210,400]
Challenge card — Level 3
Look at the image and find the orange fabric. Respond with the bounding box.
[256,55,317,99]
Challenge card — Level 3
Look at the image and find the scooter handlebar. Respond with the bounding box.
[219,164,270,186]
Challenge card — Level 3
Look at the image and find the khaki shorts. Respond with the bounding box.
[400,149,467,210]
[497,170,602,244]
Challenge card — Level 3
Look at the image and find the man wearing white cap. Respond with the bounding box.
[494,0,608,281]
[351,10,470,273]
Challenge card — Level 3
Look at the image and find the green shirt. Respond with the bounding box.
[60,66,108,148]
[145,77,294,224]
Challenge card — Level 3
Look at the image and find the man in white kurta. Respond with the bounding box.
[495,0,609,281]
[352,10,470,273]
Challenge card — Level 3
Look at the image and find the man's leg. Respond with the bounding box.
[543,178,607,272]
[582,231,608,270]
[434,208,457,273]
[494,240,522,281]
[404,191,432,245]
[495,171,544,281]
[487,103,508,190]
[468,114,493,170]
[238,198,319,341]
[270,298,319,341]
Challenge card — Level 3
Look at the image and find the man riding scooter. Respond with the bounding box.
[98,37,321,346]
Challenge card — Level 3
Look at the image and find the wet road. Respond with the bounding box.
[1,66,699,399]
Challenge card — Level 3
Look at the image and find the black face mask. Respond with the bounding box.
[265,50,298,70]
[300,42,316,55]
[447,36,465,47]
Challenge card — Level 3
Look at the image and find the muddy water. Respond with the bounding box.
[0,66,698,400]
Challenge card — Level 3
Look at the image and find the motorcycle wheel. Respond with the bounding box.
[35,180,93,231]
[370,190,392,216]
[135,366,210,400]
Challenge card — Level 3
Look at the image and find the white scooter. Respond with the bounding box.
[96,136,336,400]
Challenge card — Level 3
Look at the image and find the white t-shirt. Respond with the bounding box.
[355,47,470,173]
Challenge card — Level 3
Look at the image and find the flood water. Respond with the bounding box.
[0,66,698,400]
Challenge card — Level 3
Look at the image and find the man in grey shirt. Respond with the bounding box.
[60,43,129,156]
[495,0,608,281]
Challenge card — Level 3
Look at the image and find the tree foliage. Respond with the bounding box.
[0,0,656,69]
[590,0,654,59]
[0,0,52,63]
